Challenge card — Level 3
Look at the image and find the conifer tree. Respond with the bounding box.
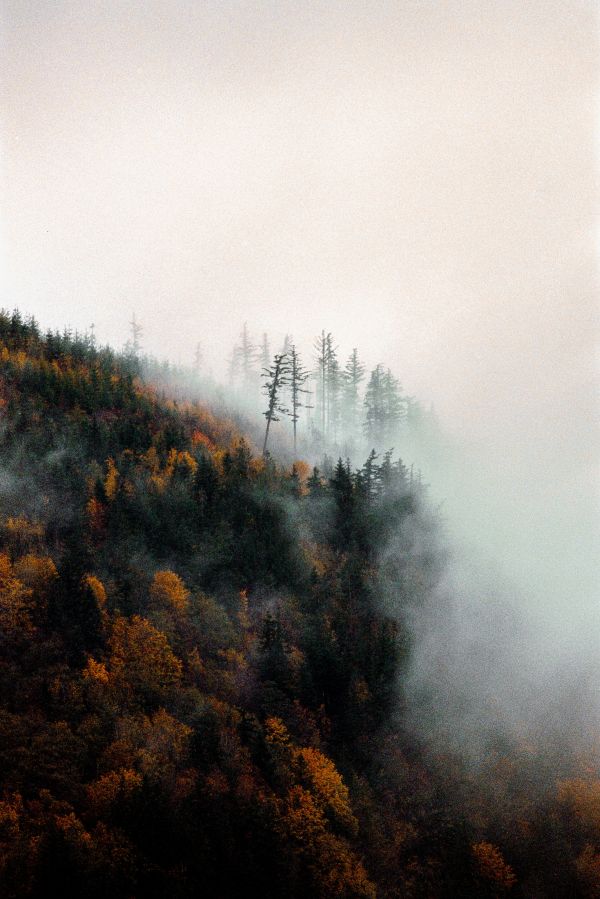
[288,344,311,455]
[261,353,291,455]
[126,313,143,357]
[343,348,366,437]
[326,335,342,444]
[234,323,259,393]
[364,364,385,444]
[313,330,331,438]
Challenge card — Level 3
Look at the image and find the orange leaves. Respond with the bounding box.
[261,718,375,896]
[295,747,358,836]
[0,553,33,634]
[191,430,216,451]
[150,570,190,613]
[472,841,516,892]
[103,458,119,501]
[83,657,110,686]
[86,768,142,818]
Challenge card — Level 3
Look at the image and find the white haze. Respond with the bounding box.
[2,1,599,746]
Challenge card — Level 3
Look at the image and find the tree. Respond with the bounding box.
[127,313,143,357]
[325,335,342,444]
[364,364,385,445]
[342,349,365,438]
[261,353,291,455]
[288,345,311,455]
[193,342,202,374]
[381,368,405,439]
[313,331,331,438]
[234,323,258,392]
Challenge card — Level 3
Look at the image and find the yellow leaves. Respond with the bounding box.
[141,445,161,475]
[284,784,328,845]
[291,460,311,483]
[265,716,292,750]
[81,574,107,609]
[295,747,358,836]
[0,552,32,633]
[472,841,516,892]
[13,553,58,591]
[104,457,119,500]
[147,449,198,493]
[83,657,110,685]
[1,516,44,554]
[150,570,189,613]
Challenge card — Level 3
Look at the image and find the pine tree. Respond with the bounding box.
[234,323,259,392]
[342,349,366,437]
[261,353,291,455]
[326,336,342,445]
[381,368,405,440]
[288,345,311,455]
[126,313,143,357]
[313,331,331,438]
[364,364,385,445]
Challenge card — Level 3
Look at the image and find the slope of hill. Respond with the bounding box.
[0,310,597,899]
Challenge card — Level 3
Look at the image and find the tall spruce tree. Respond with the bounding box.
[288,345,311,455]
[261,352,291,455]
[343,348,366,438]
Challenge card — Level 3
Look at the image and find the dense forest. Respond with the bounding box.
[0,309,598,898]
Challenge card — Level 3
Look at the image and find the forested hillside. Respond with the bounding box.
[0,310,598,898]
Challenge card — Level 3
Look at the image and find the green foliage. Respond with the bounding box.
[0,310,591,898]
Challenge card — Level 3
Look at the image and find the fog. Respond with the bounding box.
[2,1,599,747]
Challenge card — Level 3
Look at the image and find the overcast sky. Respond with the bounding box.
[2,0,598,508]
[1,0,599,665]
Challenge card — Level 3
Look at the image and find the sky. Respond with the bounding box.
[2,1,599,645]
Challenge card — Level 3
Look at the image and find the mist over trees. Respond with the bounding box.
[0,308,597,899]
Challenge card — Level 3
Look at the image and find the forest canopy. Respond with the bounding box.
[0,309,597,898]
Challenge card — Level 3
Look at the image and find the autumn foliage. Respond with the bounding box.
[0,310,596,898]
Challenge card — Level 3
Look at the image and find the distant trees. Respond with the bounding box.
[221,323,419,456]
[126,312,143,357]
[364,364,405,445]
